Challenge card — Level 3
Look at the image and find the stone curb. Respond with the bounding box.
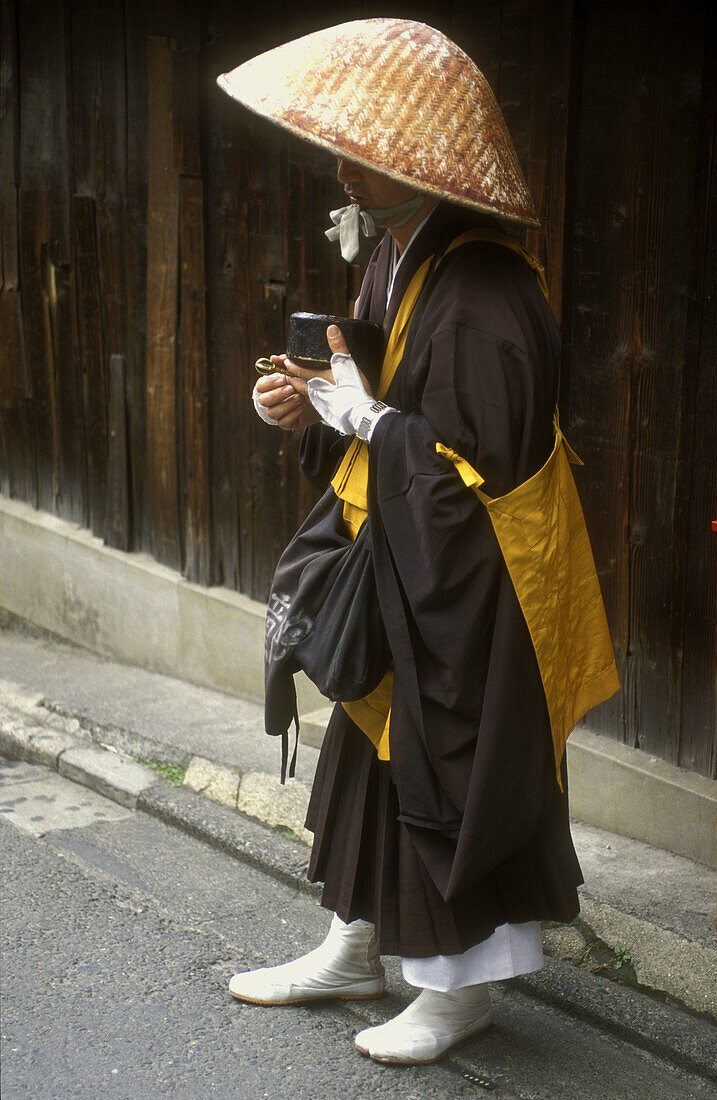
[0,693,318,891]
[58,743,158,809]
[0,682,315,845]
[182,755,313,846]
[0,707,77,769]
[579,895,717,1020]
[1,685,715,1080]
[136,783,319,896]
[0,702,160,809]
[513,958,717,1084]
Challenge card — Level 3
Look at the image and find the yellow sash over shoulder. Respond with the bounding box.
[436,419,619,788]
[332,230,619,784]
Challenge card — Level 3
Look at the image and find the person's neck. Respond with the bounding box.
[387,199,438,254]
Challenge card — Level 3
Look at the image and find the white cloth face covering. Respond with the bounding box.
[326,194,427,262]
[401,921,544,992]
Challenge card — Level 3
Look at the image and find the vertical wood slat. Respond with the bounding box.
[122,4,151,554]
[622,2,705,764]
[1,0,20,294]
[0,295,34,502]
[68,0,127,331]
[172,48,202,178]
[53,260,87,523]
[145,35,181,571]
[525,0,573,325]
[69,0,131,531]
[105,353,130,551]
[17,0,74,515]
[246,118,288,600]
[73,195,107,535]
[0,0,34,500]
[179,173,211,585]
[172,46,212,584]
[204,0,247,592]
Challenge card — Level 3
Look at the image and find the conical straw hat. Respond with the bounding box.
[217,18,538,227]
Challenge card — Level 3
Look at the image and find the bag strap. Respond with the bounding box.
[442,228,550,301]
[376,254,435,398]
[376,228,549,400]
[436,410,584,508]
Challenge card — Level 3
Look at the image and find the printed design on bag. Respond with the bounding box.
[266,593,313,662]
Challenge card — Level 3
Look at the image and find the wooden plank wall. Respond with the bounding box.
[0,0,714,778]
[562,0,716,777]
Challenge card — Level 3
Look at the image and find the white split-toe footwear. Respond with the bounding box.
[228,915,385,1005]
[354,984,492,1064]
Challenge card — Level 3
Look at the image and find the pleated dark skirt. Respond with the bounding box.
[306,704,583,958]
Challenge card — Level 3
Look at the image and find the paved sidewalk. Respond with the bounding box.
[0,611,715,1048]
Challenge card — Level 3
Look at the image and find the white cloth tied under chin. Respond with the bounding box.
[325,194,427,262]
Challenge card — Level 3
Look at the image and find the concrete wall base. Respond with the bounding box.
[2,494,715,867]
[0,495,324,716]
[567,729,715,868]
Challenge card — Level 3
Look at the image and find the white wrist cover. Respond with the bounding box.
[252,378,282,427]
[307,353,396,439]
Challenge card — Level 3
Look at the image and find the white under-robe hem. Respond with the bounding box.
[400,921,544,991]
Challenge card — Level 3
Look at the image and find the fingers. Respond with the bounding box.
[280,357,335,386]
[274,402,306,431]
[284,375,309,397]
[258,382,299,412]
[255,372,289,394]
[273,392,320,431]
[258,370,311,399]
[325,326,373,393]
[326,324,350,356]
[252,359,324,431]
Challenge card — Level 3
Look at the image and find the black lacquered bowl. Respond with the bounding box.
[287,313,384,385]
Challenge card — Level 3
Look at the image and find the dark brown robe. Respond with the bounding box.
[300,203,583,958]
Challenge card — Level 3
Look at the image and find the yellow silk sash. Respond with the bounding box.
[436,417,620,788]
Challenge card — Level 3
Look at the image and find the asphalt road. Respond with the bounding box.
[1,758,713,1100]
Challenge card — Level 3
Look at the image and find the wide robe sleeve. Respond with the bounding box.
[367,277,560,903]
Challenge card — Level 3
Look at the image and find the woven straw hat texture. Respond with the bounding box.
[217,18,538,227]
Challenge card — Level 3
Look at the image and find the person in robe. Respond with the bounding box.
[217,18,618,1066]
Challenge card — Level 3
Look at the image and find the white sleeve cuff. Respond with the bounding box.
[252,380,281,427]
